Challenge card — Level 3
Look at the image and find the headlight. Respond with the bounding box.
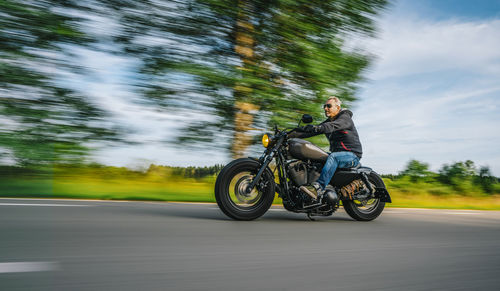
[262,134,270,148]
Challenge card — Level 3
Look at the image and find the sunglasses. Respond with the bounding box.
[323,104,334,109]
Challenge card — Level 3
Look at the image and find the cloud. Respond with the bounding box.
[369,17,500,79]
[61,45,227,167]
[60,3,500,175]
[93,142,229,169]
[356,14,500,175]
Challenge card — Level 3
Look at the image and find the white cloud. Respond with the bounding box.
[93,142,229,169]
[369,17,500,79]
[62,45,227,166]
[356,14,500,175]
[61,4,500,176]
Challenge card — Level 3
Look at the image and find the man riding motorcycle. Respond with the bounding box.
[289,96,362,201]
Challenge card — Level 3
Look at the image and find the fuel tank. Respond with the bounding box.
[288,138,328,162]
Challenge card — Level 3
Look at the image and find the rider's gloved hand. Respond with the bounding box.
[287,131,301,138]
[291,126,309,133]
[303,124,320,133]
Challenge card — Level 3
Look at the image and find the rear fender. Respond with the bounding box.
[374,187,392,203]
[332,167,392,203]
[331,167,369,187]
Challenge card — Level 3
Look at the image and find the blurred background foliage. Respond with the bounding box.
[104,0,389,157]
[386,159,500,195]
[1,0,388,166]
[2,1,499,209]
[0,0,124,167]
[0,159,499,209]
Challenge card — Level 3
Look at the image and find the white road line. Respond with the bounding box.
[207,207,285,212]
[0,262,59,273]
[168,202,216,205]
[0,203,91,207]
[447,212,480,215]
[385,210,481,215]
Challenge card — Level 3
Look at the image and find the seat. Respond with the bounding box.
[338,163,361,171]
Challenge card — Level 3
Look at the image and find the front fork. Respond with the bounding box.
[246,137,285,194]
[245,151,275,193]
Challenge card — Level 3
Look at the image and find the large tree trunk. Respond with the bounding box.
[230,1,259,159]
[232,101,259,159]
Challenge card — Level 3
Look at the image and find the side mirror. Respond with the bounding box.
[301,114,313,124]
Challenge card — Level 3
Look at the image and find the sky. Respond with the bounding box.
[354,0,500,175]
[80,0,500,175]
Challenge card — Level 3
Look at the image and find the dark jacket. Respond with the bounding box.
[294,110,363,158]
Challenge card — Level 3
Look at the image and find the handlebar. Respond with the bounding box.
[275,127,301,136]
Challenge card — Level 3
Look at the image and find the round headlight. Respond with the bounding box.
[262,134,270,148]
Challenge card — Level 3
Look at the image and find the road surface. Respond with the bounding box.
[1,198,499,290]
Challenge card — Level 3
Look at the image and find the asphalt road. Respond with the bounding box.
[1,198,499,291]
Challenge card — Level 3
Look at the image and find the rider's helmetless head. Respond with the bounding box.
[324,96,341,119]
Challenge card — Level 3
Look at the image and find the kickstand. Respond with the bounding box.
[307,213,316,221]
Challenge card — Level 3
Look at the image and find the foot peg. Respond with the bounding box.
[299,185,317,200]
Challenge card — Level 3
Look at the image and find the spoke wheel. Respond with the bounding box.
[343,173,386,221]
[231,173,263,208]
[215,158,275,220]
[352,198,380,214]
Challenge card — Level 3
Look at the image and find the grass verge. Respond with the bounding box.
[1,173,500,210]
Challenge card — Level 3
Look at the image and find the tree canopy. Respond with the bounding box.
[102,0,389,156]
[1,0,389,165]
[394,159,498,194]
[0,0,121,166]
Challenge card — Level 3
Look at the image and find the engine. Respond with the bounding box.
[288,161,321,186]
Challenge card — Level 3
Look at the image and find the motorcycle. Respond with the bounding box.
[215,114,392,221]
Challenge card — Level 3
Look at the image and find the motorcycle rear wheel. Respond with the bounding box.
[342,172,386,221]
[215,158,275,220]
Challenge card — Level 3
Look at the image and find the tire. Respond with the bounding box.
[215,158,275,220]
[343,172,386,221]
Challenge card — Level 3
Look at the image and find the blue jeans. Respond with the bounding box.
[316,151,360,190]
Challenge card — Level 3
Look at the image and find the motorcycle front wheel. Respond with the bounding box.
[215,158,275,220]
[342,172,386,221]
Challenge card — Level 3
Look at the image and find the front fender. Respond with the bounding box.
[241,157,276,190]
[216,157,276,193]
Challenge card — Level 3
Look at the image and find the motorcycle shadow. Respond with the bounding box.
[162,206,355,222]
[260,210,354,222]
[125,206,228,221]
[124,203,354,222]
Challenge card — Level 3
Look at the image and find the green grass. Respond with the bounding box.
[1,169,499,210]
[386,191,500,210]
[383,177,500,210]
[0,176,215,202]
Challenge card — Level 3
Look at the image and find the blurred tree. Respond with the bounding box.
[474,166,497,194]
[0,0,121,167]
[438,160,477,192]
[400,159,431,182]
[103,0,389,158]
[439,160,476,181]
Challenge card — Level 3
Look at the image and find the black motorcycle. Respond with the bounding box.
[215,114,391,221]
